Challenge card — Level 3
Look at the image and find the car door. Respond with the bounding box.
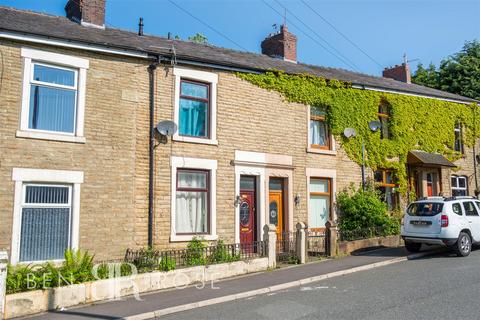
[463,201,480,242]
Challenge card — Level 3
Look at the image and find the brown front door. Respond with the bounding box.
[240,176,256,245]
[426,173,434,197]
[269,178,284,237]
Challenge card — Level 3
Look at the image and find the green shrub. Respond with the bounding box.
[131,248,159,273]
[185,237,207,266]
[337,184,400,236]
[159,256,176,271]
[58,249,95,285]
[6,264,41,294]
[208,240,240,264]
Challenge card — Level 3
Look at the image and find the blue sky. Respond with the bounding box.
[1,0,479,76]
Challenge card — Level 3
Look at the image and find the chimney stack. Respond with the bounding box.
[261,24,297,63]
[382,63,411,84]
[65,0,106,29]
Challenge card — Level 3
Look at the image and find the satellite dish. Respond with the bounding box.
[343,128,357,138]
[368,120,381,132]
[156,120,177,136]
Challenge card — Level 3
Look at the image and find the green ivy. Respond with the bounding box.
[236,71,479,193]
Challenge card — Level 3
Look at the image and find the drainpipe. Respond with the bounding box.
[474,105,479,197]
[148,59,159,248]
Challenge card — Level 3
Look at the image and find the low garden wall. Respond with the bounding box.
[338,235,403,256]
[5,257,268,319]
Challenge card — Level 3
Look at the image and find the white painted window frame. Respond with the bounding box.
[307,105,336,155]
[451,175,468,196]
[11,168,84,264]
[306,168,337,227]
[172,67,218,145]
[17,47,89,143]
[170,156,218,242]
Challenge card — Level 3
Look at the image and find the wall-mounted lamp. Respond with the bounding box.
[234,195,242,207]
[294,194,301,207]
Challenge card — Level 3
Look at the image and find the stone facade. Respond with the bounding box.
[1,37,478,262]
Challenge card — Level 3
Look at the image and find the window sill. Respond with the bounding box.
[170,234,218,242]
[16,130,86,144]
[172,135,218,146]
[307,147,336,156]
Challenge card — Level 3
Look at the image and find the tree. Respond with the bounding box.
[438,40,480,100]
[411,62,438,88]
[411,40,480,100]
[188,33,208,44]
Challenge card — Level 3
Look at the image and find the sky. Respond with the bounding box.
[1,0,479,76]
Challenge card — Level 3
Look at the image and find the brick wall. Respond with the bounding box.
[0,40,149,261]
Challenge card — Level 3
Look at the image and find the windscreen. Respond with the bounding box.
[407,202,444,217]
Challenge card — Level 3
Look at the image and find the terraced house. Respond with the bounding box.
[0,0,478,263]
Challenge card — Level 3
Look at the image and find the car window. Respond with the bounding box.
[452,203,463,216]
[407,202,443,216]
[463,201,479,216]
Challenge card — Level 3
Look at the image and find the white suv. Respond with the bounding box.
[401,196,480,257]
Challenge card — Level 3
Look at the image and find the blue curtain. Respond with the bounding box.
[179,98,207,137]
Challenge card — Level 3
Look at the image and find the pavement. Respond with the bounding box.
[22,246,434,320]
[160,247,480,320]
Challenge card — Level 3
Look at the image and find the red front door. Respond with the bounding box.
[240,176,256,245]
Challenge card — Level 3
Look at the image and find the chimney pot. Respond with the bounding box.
[65,0,106,29]
[261,23,297,63]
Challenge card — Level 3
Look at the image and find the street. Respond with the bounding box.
[160,248,480,320]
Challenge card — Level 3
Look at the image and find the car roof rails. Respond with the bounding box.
[443,196,478,201]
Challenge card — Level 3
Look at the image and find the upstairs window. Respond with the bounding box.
[454,123,464,154]
[310,108,331,150]
[451,175,468,196]
[179,80,210,138]
[28,63,78,133]
[374,169,398,210]
[19,48,88,143]
[378,104,390,139]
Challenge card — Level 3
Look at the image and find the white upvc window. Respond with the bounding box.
[170,156,217,242]
[11,168,84,264]
[451,175,468,196]
[172,67,218,145]
[18,47,89,143]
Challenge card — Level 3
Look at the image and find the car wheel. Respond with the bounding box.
[405,241,422,253]
[456,232,472,257]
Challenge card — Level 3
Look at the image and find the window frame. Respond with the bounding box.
[170,156,218,242]
[307,106,336,155]
[378,104,390,140]
[310,113,331,150]
[374,169,399,210]
[454,123,464,154]
[11,168,84,264]
[18,47,88,143]
[178,79,211,139]
[308,177,333,230]
[451,175,468,196]
[173,67,218,146]
[175,168,210,235]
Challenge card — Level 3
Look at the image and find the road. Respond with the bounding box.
[160,248,480,320]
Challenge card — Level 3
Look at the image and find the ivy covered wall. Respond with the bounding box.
[236,71,479,193]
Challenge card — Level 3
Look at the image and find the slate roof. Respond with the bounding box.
[407,150,456,168]
[0,5,477,103]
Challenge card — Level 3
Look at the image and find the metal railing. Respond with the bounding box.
[338,226,398,242]
[276,231,297,262]
[125,241,267,272]
[306,229,326,257]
